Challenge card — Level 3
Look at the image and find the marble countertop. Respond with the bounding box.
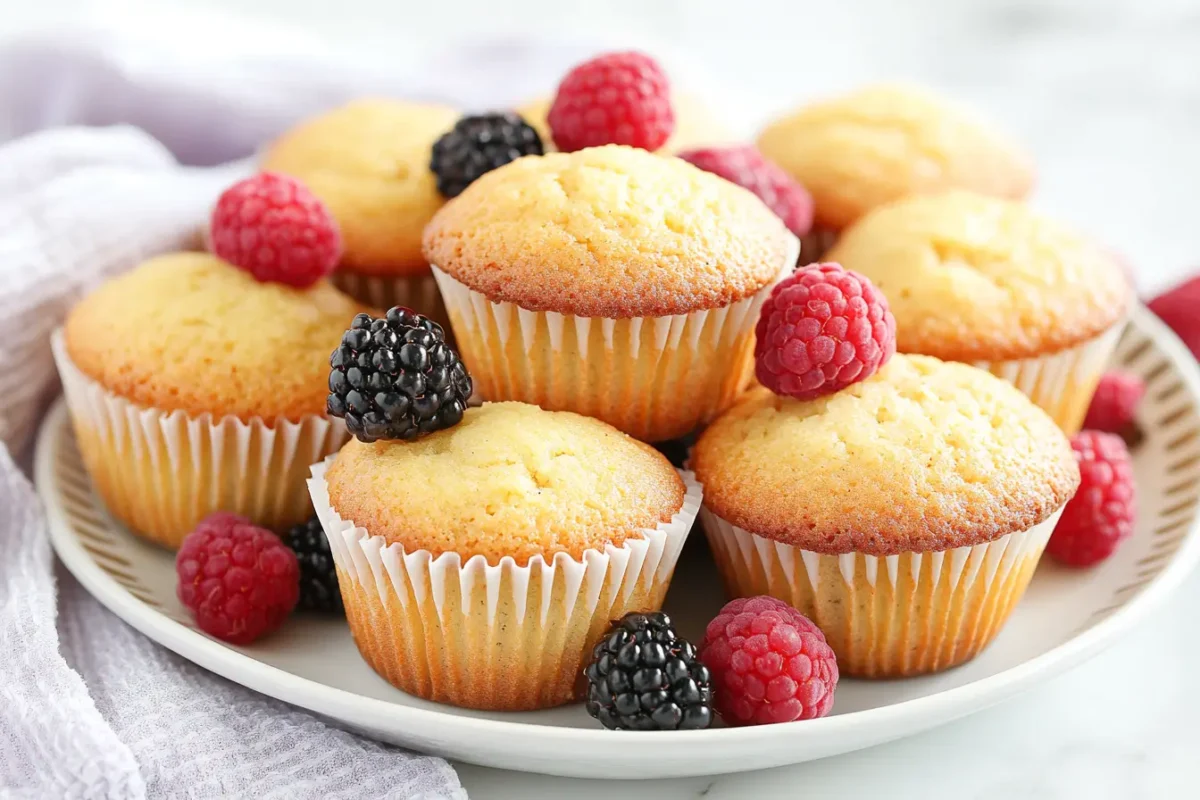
[8,1,1199,797]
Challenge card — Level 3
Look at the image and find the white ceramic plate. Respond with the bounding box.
[37,306,1200,780]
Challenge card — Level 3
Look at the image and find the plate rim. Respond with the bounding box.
[36,304,1200,775]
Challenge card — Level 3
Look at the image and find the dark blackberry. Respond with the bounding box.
[283,516,342,614]
[430,112,544,198]
[584,611,713,731]
[327,307,473,443]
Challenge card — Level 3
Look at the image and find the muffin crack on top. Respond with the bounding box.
[422,145,793,319]
[692,354,1081,556]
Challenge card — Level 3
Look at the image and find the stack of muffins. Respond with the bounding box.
[56,50,1133,727]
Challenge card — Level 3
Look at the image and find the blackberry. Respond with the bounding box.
[584,611,713,731]
[283,516,342,614]
[430,112,544,198]
[327,307,472,443]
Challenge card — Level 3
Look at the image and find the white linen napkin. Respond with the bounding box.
[0,9,724,798]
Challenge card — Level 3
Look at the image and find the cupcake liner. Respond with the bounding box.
[307,458,702,711]
[331,270,448,329]
[974,320,1124,434]
[430,236,798,443]
[52,330,349,549]
[701,506,1063,678]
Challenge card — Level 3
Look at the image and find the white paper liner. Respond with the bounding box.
[52,330,349,548]
[973,319,1124,433]
[331,270,448,327]
[430,234,799,442]
[700,505,1063,678]
[307,458,702,711]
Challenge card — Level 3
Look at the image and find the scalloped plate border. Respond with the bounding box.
[37,305,1200,780]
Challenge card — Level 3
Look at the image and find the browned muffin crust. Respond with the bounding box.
[422,145,792,319]
[692,355,1080,555]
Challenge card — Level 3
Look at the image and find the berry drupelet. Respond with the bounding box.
[430,112,544,199]
[584,611,713,731]
[677,145,814,239]
[755,262,897,400]
[176,513,300,645]
[283,516,342,613]
[209,172,342,288]
[1082,371,1145,436]
[1047,430,1137,567]
[700,596,838,726]
[327,306,473,443]
[547,51,675,153]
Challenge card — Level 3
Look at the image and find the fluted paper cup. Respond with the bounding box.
[701,506,1063,678]
[308,458,702,711]
[430,236,799,443]
[52,330,349,549]
[331,271,449,330]
[974,321,1124,434]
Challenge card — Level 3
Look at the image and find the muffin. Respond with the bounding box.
[54,252,366,547]
[422,145,798,443]
[757,84,1034,257]
[692,354,1079,677]
[261,99,458,322]
[826,191,1130,432]
[518,91,736,154]
[308,401,702,710]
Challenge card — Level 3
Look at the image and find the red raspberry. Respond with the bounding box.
[209,172,342,288]
[193,511,246,532]
[1047,431,1136,567]
[176,513,300,644]
[678,145,814,238]
[547,51,675,152]
[1149,275,1200,361]
[1082,371,1146,433]
[755,262,897,400]
[700,596,838,726]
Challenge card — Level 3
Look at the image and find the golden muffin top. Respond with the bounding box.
[64,252,368,421]
[691,355,1078,555]
[826,191,1130,361]
[757,84,1034,231]
[517,92,737,154]
[261,99,458,277]
[422,145,793,318]
[324,402,686,565]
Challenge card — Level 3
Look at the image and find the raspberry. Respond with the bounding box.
[176,513,300,644]
[547,51,675,152]
[1082,371,1146,434]
[678,145,814,238]
[1047,431,1136,567]
[209,172,342,288]
[699,596,838,726]
[755,262,897,400]
[1149,275,1200,361]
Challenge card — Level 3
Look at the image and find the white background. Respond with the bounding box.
[5,1,1200,798]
